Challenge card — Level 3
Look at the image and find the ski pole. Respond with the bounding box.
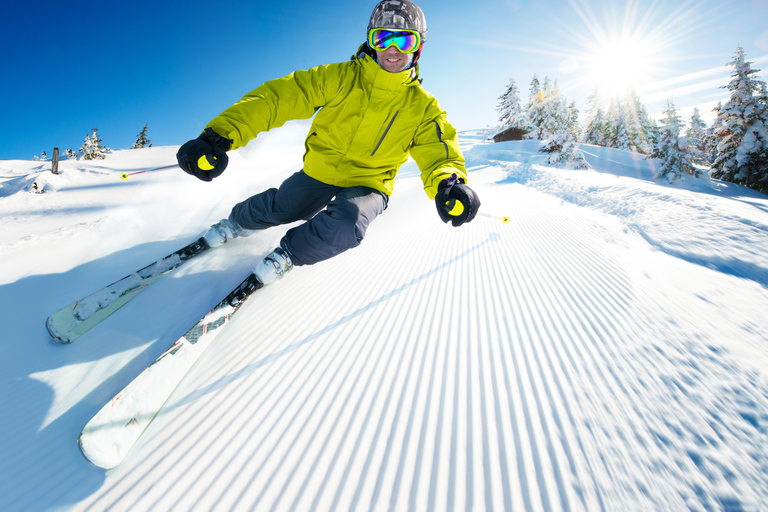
[478,212,510,223]
[120,164,179,180]
[446,200,509,224]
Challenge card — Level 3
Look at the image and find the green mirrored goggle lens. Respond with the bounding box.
[368,29,420,53]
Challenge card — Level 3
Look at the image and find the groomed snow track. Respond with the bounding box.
[2,137,767,511]
[68,168,767,511]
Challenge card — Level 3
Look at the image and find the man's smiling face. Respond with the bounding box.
[375,45,413,73]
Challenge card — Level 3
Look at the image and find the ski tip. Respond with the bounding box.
[46,316,73,344]
[78,431,121,471]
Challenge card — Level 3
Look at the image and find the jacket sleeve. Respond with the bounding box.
[410,101,468,199]
[205,63,345,150]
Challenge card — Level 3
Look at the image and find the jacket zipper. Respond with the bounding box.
[432,120,449,159]
[371,111,399,156]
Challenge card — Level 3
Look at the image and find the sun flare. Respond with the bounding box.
[585,37,654,96]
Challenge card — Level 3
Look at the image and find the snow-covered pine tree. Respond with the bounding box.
[686,107,708,163]
[65,148,78,160]
[543,78,566,141]
[524,75,547,140]
[704,102,722,164]
[613,103,632,151]
[539,124,591,170]
[583,89,605,146]
[133,124,152,149]
[734,77,768,190]
[526,75,540,110]
[496,79,525,129]
[645,117,661,155]
[583,107,606,146]
[80,128,110,160]
[654,99,702,181]
[602,95,620,147]
[567,100,581,140]
[711,46,768,190]
[623,89,652,155]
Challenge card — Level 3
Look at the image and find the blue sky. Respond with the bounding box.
[2,0,767,160]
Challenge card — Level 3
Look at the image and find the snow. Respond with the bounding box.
[1,124,768,511]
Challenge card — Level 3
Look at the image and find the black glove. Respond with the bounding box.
[176,128,232,182]
[435,174,480,227]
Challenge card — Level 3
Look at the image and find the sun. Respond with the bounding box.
[584,36,655,97]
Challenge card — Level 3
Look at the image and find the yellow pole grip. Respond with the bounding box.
[197,155,217,171]
[445,199,465,217]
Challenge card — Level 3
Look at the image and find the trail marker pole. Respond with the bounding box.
[51,148,60,175]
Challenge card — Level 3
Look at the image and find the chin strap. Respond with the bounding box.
[410,43,423,69]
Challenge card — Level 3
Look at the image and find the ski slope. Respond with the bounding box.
[1,124,767,511]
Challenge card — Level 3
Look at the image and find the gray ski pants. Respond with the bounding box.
[229,170,388,266]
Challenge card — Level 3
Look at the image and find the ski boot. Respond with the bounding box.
[254,247,293,285]
[203,218,245,248]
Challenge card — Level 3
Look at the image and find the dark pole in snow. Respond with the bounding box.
[51,148,60,175]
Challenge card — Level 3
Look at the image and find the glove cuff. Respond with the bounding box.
[200,127,233,152]
[437,173,465,191]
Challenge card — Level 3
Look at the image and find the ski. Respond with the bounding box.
[78,272,263,470]
[46,237,211,344]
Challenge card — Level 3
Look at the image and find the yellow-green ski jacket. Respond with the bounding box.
[206,50,467,199]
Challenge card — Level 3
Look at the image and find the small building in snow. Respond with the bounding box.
[493,127,528,143]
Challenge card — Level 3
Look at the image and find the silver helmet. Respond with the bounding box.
[367,0,428,43]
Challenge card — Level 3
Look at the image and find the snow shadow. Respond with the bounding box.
[0,236,267,511]
[634,230,768,290]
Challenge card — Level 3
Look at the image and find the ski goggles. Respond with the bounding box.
[368,28,421,53]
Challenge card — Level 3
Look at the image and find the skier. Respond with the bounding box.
[176,0,480,286]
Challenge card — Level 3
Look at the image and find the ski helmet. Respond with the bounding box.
[367,0,428,44]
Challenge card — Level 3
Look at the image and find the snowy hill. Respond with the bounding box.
[1,124,767,511]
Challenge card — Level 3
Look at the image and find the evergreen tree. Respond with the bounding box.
[703,102,723,164]
[133,123,152,149]
[526,75,541,109]
[496,79,526,130]
[566,100,581,140]
[623,89,652,154]
[65,148,78,160]
[584,88,601,122]
[602,95,621,147]
[736,80,768,190]
[645,117,661,156]
[524,75,547,140]
[583,89,605,145]
[526,76,568,141]
[654,100,702,181]
[540,125,591,170]
[80,128,110,160]
[686,107,708,163]
[539,77,557,139]
[613,104,632,151]
[583,106,606,146]
[586,90,654,153]
[711,46,768,190]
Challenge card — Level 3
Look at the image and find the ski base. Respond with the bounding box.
[46,237,210,344]
[78,273,263,470]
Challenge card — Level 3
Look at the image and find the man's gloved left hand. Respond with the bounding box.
[435,174,481,227]
[176,128,233,182]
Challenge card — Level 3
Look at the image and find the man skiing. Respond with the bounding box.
[176,0,480,286]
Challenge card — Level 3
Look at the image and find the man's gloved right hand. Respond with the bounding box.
[176,128,233,182]
[435,173,480,227]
